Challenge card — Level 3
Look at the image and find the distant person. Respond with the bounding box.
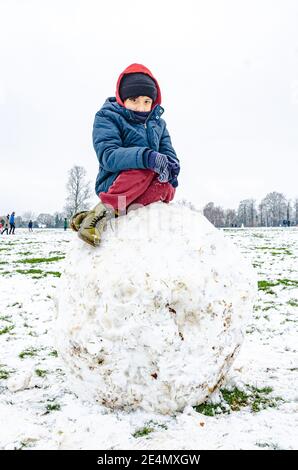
[9,211,16,234]
[64,218,68,231]
[1,214,10,235]
[28,220,33,232]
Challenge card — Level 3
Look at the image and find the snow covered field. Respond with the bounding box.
[0,226,297,450]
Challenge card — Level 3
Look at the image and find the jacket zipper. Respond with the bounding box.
[144,108,156,128]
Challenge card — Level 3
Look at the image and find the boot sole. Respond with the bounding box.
[77,231,101,247]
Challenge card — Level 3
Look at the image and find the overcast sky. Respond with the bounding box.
[0,0,298,216]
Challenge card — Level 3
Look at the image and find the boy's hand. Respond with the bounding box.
[147,151,180,184]
[169,176,179,188]
[166,155,180,187]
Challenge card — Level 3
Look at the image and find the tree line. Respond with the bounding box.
[203,193,298,228]
[5,166,298,229]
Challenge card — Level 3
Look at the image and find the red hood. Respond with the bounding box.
[115,63,162,109]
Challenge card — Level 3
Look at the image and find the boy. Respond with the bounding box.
[71,63,180,247]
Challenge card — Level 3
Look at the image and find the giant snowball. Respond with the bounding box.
[55,202,257,414]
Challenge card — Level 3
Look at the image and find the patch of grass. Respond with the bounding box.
[287,299,298,307]
[16,268,44,276]
[17,256,65,264]
[256,441,280,450]
[262,303,278,311]
[194,385,283,416]
[258,278,298,294]
[23,241,42,245]
[147,420,168,431]
[271,248,292,256]
[35,369,48,378]
[0,315,13,323]
[258,280,276,295]
[48,350,58,357]
[28,331,37,336]
[18,438,38,449]
[133,426,154,438]
[249,386,282,412]
[281,318,297,324]
[0,325,14,335]
[19,347,39,359]
[16,268,61,278]
[45,402,61,413]
[46,271,61,278]
[277,279,298,288]
[256,246,292,256]
[246,325,262,334]
[0,368,10,379]
[221,388,250,411]
[193,402,224,416]
[252,262,262,268]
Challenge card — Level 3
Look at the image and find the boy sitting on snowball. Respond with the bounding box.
[71,63,180,247]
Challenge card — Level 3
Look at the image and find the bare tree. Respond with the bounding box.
[224,208,237,227]
[203,202,225,227]
[37,213,55,228]
[53,212,65,228]
[203,202,215,225]
[260,192,287,227]
[286,200,293,225]
[295,198,298,225]
[22,211,36,222]
[64,165,92,217]
[258,202,266,226]
[237,199,256,227]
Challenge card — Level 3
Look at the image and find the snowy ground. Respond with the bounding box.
[0,226,297,450]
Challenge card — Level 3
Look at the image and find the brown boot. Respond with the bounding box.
[70,211,89,232]
[78,202,111,247]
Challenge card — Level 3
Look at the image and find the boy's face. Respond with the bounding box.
[123,96,153,112]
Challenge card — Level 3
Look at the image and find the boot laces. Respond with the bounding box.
[90,213,105,227]
[90,208,119,230]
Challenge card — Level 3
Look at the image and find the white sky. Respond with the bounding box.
[0,0,298,216]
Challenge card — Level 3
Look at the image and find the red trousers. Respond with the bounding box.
[99,169,175,212]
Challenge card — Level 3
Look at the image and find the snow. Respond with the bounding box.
[0,205,297,450]
[55,202,256,414]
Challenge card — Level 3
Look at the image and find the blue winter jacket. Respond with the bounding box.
[9,214,15,224]
[92,97,179,195]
